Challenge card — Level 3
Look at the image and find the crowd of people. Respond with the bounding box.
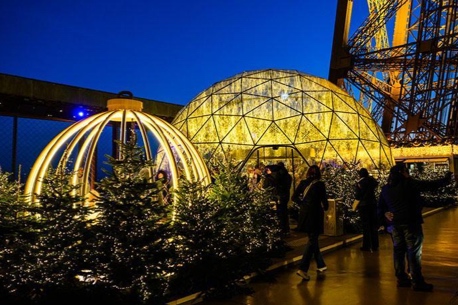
[156,160,452,292]
[248,161,452,292]
[291,164,452,291]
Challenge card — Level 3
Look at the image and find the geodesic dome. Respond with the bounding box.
[25,97,211,203]
[172,69,394,172]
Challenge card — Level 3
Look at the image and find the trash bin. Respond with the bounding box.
[324,198,343,236]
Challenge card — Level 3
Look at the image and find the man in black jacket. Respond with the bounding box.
[378,163,452,291]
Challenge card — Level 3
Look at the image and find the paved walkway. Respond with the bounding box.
[171,206,458,305]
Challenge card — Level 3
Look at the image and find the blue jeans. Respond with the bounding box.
[299,232,326,272]
[391,225,424,284]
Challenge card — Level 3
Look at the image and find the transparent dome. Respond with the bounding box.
[172,69,394,172]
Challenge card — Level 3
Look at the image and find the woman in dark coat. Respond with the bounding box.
[291,165,329,281]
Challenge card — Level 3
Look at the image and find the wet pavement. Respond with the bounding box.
[179,206,458,305]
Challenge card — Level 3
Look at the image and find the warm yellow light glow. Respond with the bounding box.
[173,69,394,171]
[107,98,143,112]
[392,145,457,159]
[25,98,211,204]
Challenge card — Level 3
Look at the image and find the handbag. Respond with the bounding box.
[352,199,360,211]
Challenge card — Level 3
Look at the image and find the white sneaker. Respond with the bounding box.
[317,266,327,272]
[296,270,311,281]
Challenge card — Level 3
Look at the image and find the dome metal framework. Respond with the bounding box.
[172,69,394,172]
[24,97,211,204]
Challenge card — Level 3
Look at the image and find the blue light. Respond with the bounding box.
[72,107,88,120]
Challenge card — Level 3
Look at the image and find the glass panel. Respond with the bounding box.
[173,70,394,172]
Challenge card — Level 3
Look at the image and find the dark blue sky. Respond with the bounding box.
[1,1,367,106]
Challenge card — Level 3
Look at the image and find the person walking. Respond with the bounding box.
[378,163,452,291]
[354,168,379,252]
[291,165,329,281]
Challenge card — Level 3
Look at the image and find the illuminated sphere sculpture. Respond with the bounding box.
[25,97,211,203]
[172,69,394,171]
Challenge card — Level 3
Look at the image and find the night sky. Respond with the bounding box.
[0,0,368,106]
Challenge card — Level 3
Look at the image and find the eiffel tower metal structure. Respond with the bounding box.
[329,0,458,148]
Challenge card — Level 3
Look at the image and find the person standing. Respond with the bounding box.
[378,163,452,291]
[155,170,169,205]
[277,162,293,235]
[262,165,279,212]
[291,165,329,281]
[354,168,379,252]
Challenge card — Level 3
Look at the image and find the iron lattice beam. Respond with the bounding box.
[330,0,458,146]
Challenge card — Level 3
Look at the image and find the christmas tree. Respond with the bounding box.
[0,170,25,301]
[89,134,172,304]
[0,169,23,245]
[170,162,284,299]
[321,165,363,233]
[407,163,457,207]
[30,168,92,290]
[1,167,93,303]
